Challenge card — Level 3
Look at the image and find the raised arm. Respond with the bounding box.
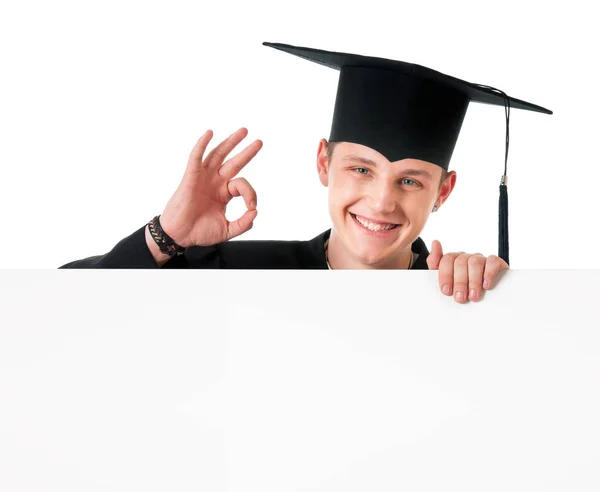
[60,128,263,269]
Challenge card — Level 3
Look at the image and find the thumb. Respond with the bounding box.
[227,208,258,241]
[427,239,443,270]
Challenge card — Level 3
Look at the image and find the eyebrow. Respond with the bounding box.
[343,155,434,180]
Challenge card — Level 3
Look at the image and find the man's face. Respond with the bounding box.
[317,140,454,267]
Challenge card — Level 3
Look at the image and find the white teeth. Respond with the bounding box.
[354,215,396,231]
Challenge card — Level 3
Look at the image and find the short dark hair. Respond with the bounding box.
[438,168,449,190]
[326,141,449,188]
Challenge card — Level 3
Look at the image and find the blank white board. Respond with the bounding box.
[1,270,599,491]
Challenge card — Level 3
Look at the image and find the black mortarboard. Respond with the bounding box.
[263,41,553,265]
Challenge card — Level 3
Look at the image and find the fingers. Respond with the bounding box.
[227,177,257,211]
[226,178,258,240]
[426,240,443,270]
[444,253,485,303]
[185,127,260,178]
[450,253,471,303]
[437,252,509,303]
[220,139,263,180]
[437,252,464,297]
[483,255,510,290]
[186,130,214,173]
[204,128,250,170]
[466,254,486,301]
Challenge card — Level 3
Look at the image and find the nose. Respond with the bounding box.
[366,179,397,214]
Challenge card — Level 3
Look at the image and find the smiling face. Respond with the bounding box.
[317,140,456,269]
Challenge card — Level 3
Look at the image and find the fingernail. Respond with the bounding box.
[442,284,451,295]
[483,280,489,289]
[469,289,477,300]
[455,291,464,301]
[249,200,256,209]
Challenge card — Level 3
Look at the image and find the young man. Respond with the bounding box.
[60,42,552,304]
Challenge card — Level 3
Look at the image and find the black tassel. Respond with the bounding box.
[475,84,511,266]
[466,84,512,265]
[499,180,509,265]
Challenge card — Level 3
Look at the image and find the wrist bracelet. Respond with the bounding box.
[148,215,187,257]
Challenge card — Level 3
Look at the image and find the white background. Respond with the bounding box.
[0,0,598,268]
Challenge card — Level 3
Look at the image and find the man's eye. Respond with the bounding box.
[401,178,418,186]
[355,168,369,175]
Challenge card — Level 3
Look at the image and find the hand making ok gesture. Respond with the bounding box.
[159,128,263,248]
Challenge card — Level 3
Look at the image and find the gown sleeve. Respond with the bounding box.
[59,225,161,269]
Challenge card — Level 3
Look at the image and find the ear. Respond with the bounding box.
[316,138,329,187]
[435,170,457,209]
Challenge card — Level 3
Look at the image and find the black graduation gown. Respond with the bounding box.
[59,225,430,269]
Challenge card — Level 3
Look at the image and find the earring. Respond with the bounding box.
[432,205,439,213]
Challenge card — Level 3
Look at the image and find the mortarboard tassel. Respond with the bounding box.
[475,84,511,265]
[498,93,511,265]
[499,175,509,265]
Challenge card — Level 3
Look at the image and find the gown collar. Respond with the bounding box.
[307,229,430,270]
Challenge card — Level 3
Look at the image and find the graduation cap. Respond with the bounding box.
[262,41,553,266]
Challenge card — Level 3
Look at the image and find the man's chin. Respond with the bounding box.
[349,246,396,267]
[350,235,413,267]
